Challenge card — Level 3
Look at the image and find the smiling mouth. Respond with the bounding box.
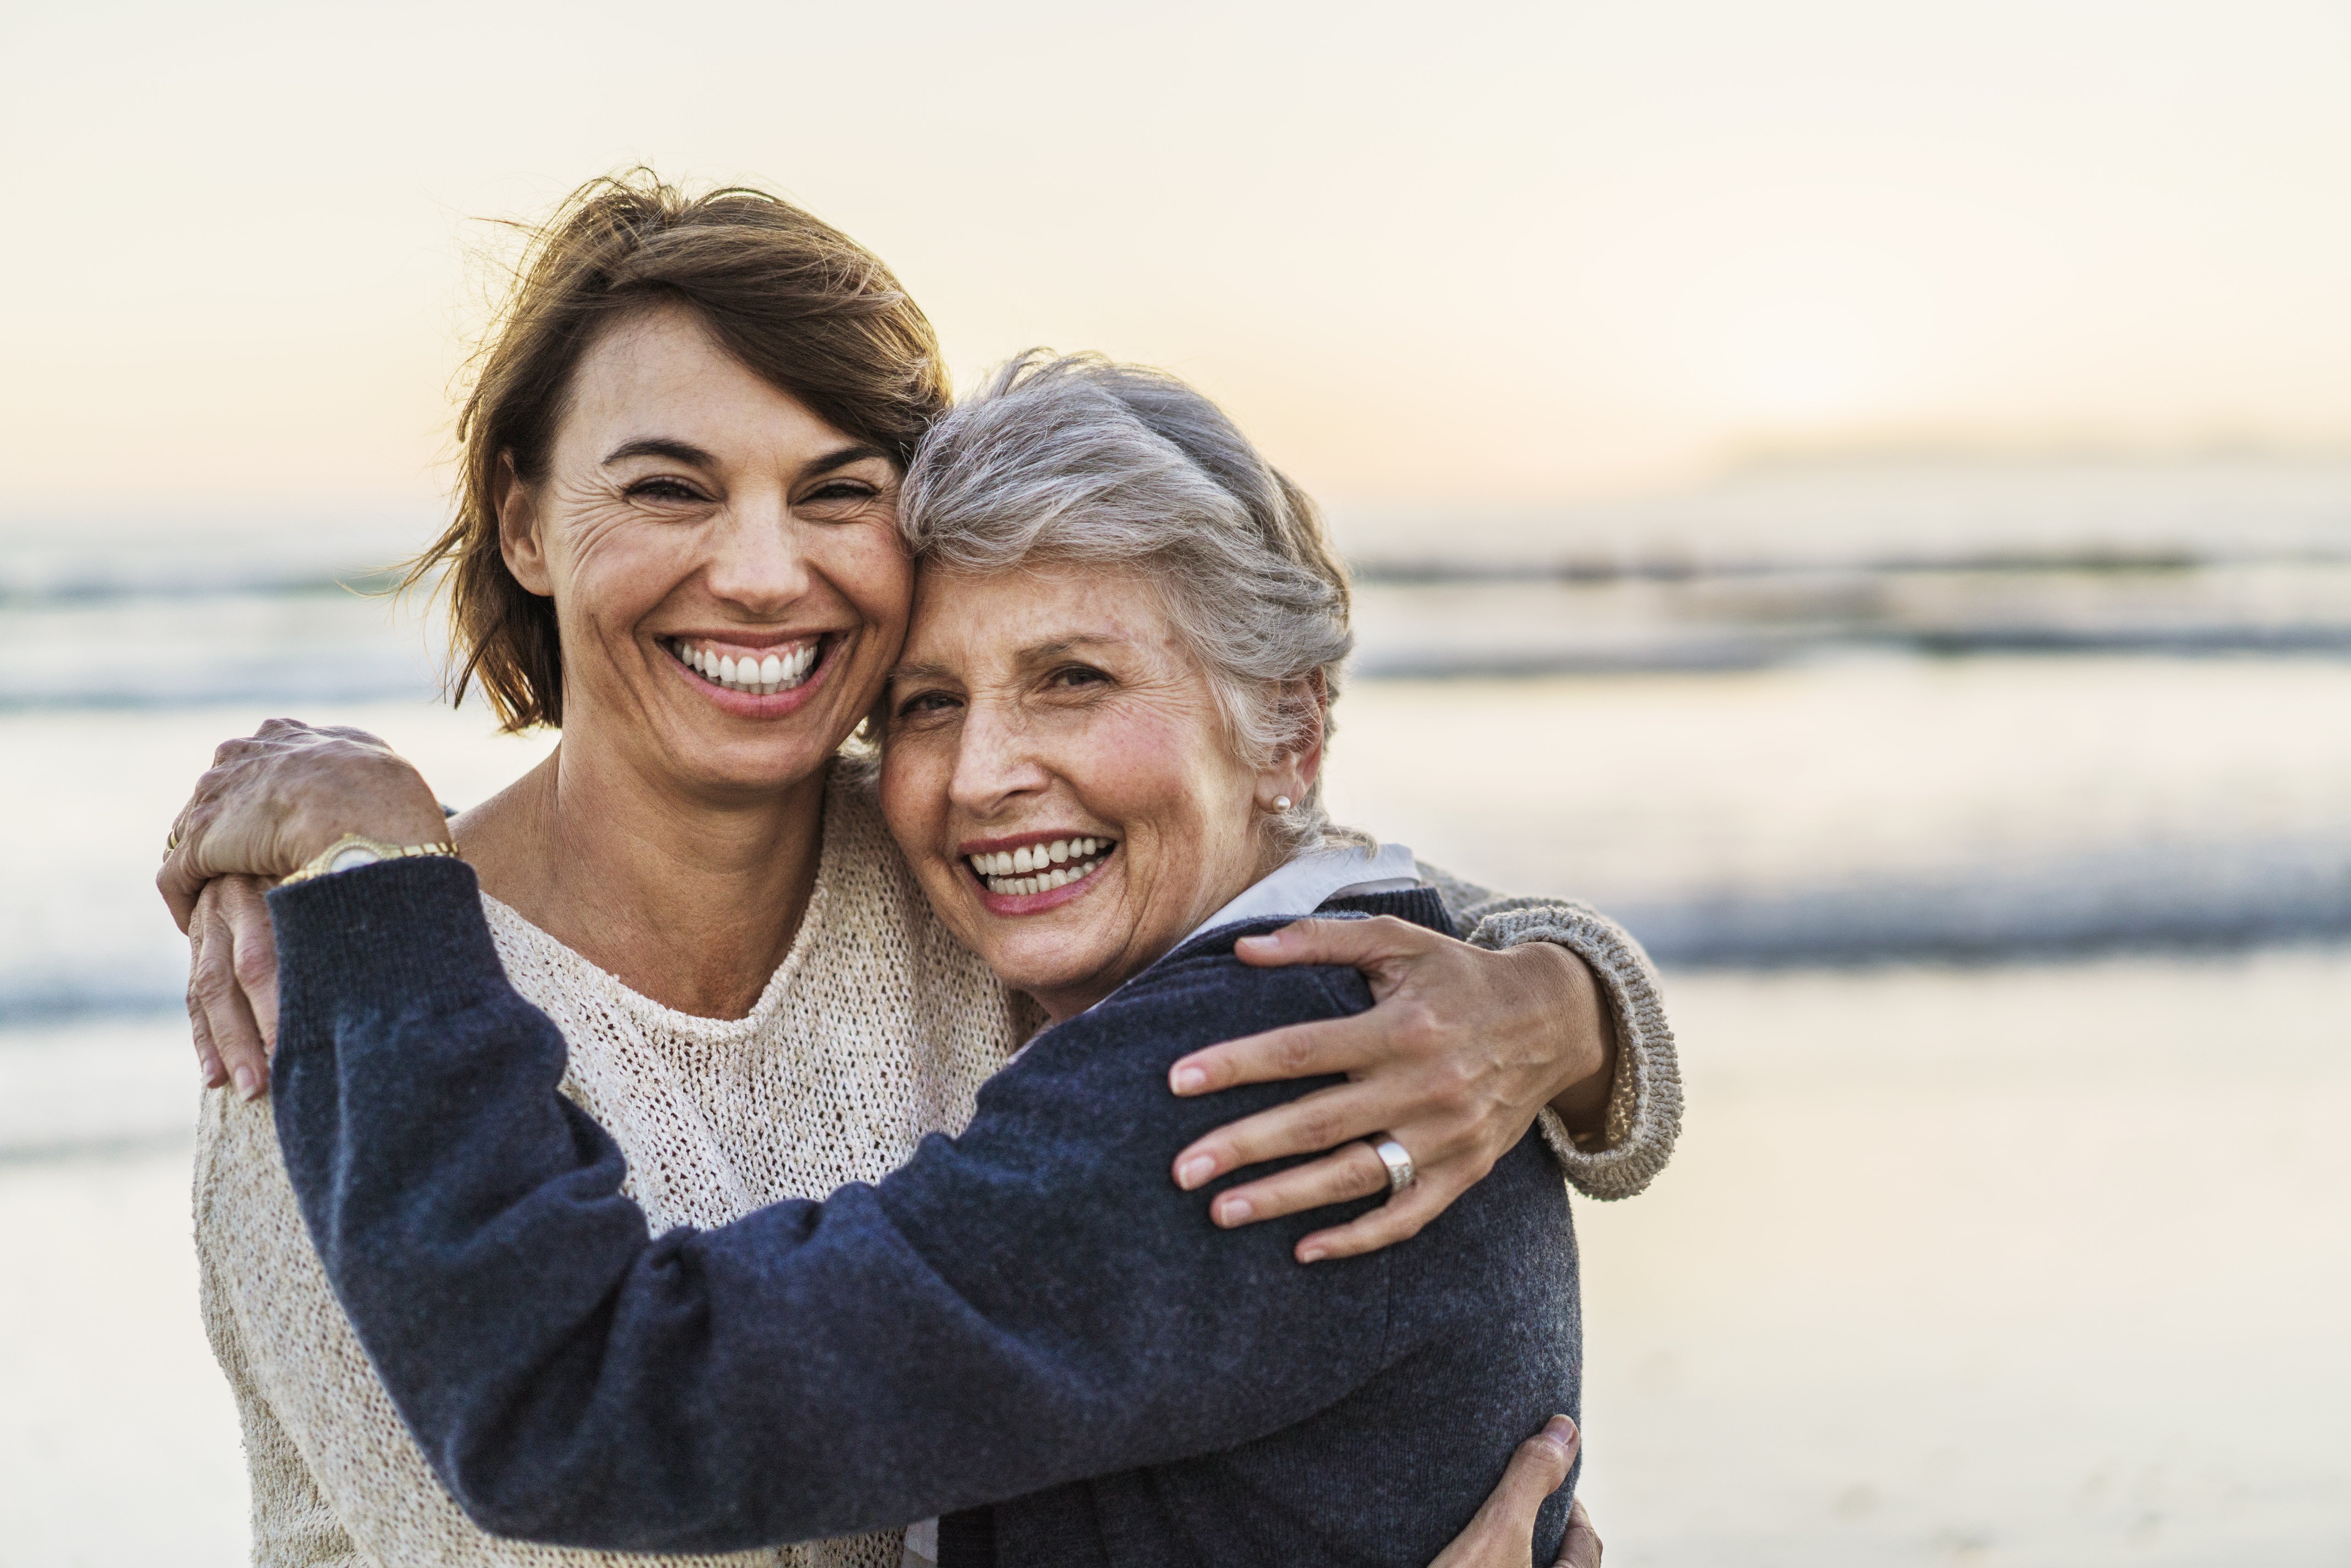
[665,636,828,696]
[966,837,1117,897]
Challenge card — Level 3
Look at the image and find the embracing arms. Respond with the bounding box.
[268,859,1471,1551]
[164,720,1681,1258]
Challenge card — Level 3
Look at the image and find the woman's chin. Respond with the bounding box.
[958,895,1129,1014]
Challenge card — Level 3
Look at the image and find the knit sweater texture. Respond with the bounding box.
[194,760,1680,1568]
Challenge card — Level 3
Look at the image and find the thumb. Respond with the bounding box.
[1430,1416,1579,1568]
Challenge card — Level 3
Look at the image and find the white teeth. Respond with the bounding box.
[971,840,1116,897]
[673,640,821,694]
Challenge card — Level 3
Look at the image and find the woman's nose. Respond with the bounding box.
[702,495,813,614]
[949,703,1051,815]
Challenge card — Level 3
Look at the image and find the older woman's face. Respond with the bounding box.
[505,301,910,800]
[878,561,1280,1021]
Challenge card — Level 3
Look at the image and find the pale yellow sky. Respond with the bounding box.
[6,0,2347,528]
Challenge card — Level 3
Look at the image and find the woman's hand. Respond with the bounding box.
[188,875,281,1099]
[1167,915,1617,1262]
[161,719,450,1098]
[1430,1416,1598,1568]
[158,718,451,929]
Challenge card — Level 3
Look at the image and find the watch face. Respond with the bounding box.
[327,845,384,875]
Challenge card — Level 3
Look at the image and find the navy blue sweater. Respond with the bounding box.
[266,858,1580,1567]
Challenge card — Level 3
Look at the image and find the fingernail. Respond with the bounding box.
[234,1066,260,1100]
[1236,932,1279,951]
[1545,1415,1577,1447]
[1170,1065,1207,1094]
[1216,1196,1252,1226]
[1297,1245,1327,1264]
[1175,1155,1217,1190]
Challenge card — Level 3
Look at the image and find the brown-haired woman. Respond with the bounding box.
[164,172,1676,1568]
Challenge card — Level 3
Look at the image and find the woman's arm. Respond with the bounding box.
[264,857,1424,1553]
[196,1082,679,1567]
[1161,863,1684,1261]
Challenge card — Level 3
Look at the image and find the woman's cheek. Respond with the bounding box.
[877,728,950,863]
[816,519,916,637]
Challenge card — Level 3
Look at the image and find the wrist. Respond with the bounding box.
[283,786,451,872]
[1508,941,1616,1131]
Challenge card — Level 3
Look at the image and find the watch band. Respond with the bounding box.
[277,833,460,888]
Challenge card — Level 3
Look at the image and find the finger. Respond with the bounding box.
[1429,1416,1579,1568]
[1555,1497,1601,1568]
[1229,914,1437,975]
[1294,1168,1471,1263]
[1169,1010,1384,1097]
[1172,1076,1455,1191]
[189,894,271,1099]
[219,877,281,1053]
[186,924,227,1089]
[1208,1141,1390,1228]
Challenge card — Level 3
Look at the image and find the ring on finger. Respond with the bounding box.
[1369,1134,1415,1195]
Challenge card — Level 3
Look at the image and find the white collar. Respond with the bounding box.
[1181,840,1422,948]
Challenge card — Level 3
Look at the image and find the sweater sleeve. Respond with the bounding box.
[193,1084,757,1568]
[1419,861,1683,1201]
[266,858,1401,1557]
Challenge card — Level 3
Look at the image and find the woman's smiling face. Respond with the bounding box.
[504,301,912,799]
[878,560,1287,1020]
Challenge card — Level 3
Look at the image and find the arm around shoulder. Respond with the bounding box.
[1422,863,1684,1201]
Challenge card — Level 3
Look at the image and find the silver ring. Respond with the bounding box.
[1370,1136,1415,1196]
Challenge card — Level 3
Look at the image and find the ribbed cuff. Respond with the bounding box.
[265,855,505,1035]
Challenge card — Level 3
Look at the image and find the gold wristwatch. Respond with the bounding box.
[277,833,460,887]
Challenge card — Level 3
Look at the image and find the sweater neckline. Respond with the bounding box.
[476,784,845,1040]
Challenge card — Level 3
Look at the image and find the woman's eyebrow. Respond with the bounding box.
[603,436,716,467]
[1023,634,1125,660]
[803,442,891,478]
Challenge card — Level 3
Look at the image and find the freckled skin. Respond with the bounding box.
[878,563,1314,1022]
[500,303,912,812]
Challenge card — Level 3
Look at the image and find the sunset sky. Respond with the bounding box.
[8,0,2348,530]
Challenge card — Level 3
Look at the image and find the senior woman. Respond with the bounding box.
[160,176,1673,1568]
[174,355,1596,1567]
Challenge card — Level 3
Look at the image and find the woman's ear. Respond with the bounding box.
[1257,678,1327,810]
[495,452,554,597]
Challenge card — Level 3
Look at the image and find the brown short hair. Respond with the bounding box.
[406,169,949,731]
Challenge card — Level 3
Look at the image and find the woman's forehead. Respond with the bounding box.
[899,562,1174,668]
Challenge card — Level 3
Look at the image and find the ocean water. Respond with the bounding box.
[2,455,2347,1562]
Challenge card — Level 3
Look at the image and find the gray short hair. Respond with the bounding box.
[899,352,1364,855]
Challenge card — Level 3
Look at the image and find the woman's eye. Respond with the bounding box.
[1049,665,1110,691]
[801,479,880,509]
[627,477,705,503]
[895,690,961,721]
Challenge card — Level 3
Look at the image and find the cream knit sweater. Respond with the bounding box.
[195,761,1681,1568]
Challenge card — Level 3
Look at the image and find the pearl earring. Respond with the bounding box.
[1272,795,1292,811]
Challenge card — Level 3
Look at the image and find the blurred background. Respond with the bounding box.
[4,1,2347,1563]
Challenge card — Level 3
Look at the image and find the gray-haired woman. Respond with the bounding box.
[166,353,1635,1566]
